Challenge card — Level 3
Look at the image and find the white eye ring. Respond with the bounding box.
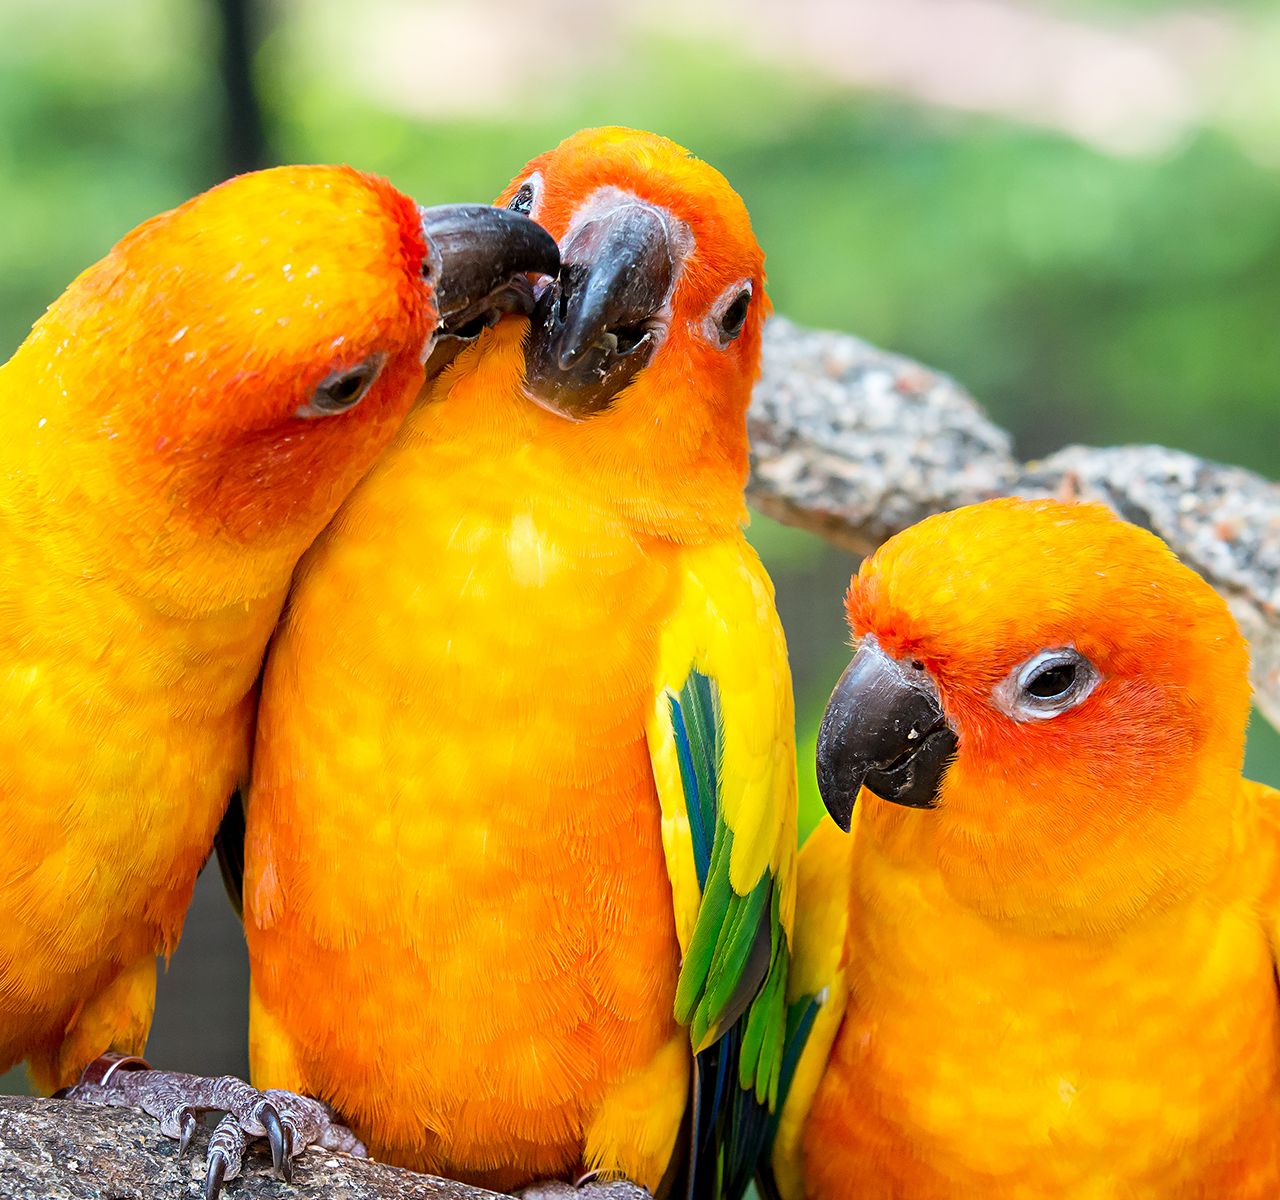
[993,646,1100,722]
[507,172,543,219]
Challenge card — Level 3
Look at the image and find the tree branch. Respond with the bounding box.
[749,317,1280,729]
[0,1096,650,1199]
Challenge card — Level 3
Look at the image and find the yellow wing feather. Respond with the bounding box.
[646,536,797,973]
[770,815,856,1200]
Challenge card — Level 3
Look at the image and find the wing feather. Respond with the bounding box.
[646,539,797,1199]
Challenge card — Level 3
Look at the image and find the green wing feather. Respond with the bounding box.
[664,669,790,1197]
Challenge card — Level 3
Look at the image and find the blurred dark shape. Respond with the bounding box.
[214,0,271,176]
[148,866,251,1079]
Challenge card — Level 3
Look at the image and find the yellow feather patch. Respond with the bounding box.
[584,1031,690,1192]
[649,540,797,927]
[789,816,853,1003]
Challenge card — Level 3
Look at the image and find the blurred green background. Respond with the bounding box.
[2,0,1277,1086]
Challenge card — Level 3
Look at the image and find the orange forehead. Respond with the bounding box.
[846,498,1246,701]
[498,126,767,317]
[41,164,434,448]
[101,164,428,375]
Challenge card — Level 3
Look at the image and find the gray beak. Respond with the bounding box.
[418,202,560,330]
[816,638,958,831]
[524,200,675,419]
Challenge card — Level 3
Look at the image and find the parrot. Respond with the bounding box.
[0,163,556,1142]
[227,126,798,1199]
[767,497,1280,1200]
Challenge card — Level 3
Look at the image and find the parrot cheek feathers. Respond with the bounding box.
[816,637,958,830]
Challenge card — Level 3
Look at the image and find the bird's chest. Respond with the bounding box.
[278,446,687,948]
[261,467,687,1162]
[806,874,1280,1199]
[391,473,678,792]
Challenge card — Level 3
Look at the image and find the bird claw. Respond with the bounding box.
[176,1107,198,1160]
[258,1099,287,1177]
[64,1054,365,1198]
[203,1138,230,1200]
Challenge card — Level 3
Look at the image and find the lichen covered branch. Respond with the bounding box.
[749,318,1280,727]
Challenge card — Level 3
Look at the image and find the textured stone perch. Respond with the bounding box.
[749,318,1280,728]
[0,1097,652,1199]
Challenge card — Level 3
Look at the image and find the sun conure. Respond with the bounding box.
[233,127,797,1198]
[768,498,1280,1200]
[0,163,556,1106]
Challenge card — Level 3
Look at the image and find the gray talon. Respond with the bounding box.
[259,1100,286,1176]
[204,1151,228,1200]
[206,1115,246,1195]
[66,1064,363,1189]
[279,1121,295,1183]
[177,1108,198,1160]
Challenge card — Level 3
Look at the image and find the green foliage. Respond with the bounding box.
[0,0,219,352]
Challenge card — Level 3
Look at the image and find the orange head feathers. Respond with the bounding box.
[818,498,1251,932]
[8,165,557,564]
[488,127,769,537]
[16,166,434,546]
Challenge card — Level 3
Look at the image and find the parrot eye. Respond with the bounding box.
[1026,661,1077,699]
[994,647,1100,722]
[507,173,542,218]
[295,352,388,419]
[708,280,753,348]
[720,292,751,340]
[509,185,535,215]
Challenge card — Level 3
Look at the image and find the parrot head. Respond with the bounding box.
[34,164,557,552]
[816,498,1252,930]
[491,126,769,532]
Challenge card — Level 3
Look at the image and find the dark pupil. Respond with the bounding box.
[317,366,371,409]
[509,184,534,216]
[1026,662,1077,700]
[720,291,750,339]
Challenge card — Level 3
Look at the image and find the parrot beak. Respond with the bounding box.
[418,204,561,378]
[816,637,958,832]
[524,199,680,419]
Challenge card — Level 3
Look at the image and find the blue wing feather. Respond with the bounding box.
[669,694,714,889]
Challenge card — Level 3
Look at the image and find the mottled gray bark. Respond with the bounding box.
[0,1096,652,1199]
[749,317,1280,728]
[0,1096,479,1198]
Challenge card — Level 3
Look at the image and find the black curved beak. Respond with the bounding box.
[418,204,560,378]
[525,200,677,419]
[816,638,958,832]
